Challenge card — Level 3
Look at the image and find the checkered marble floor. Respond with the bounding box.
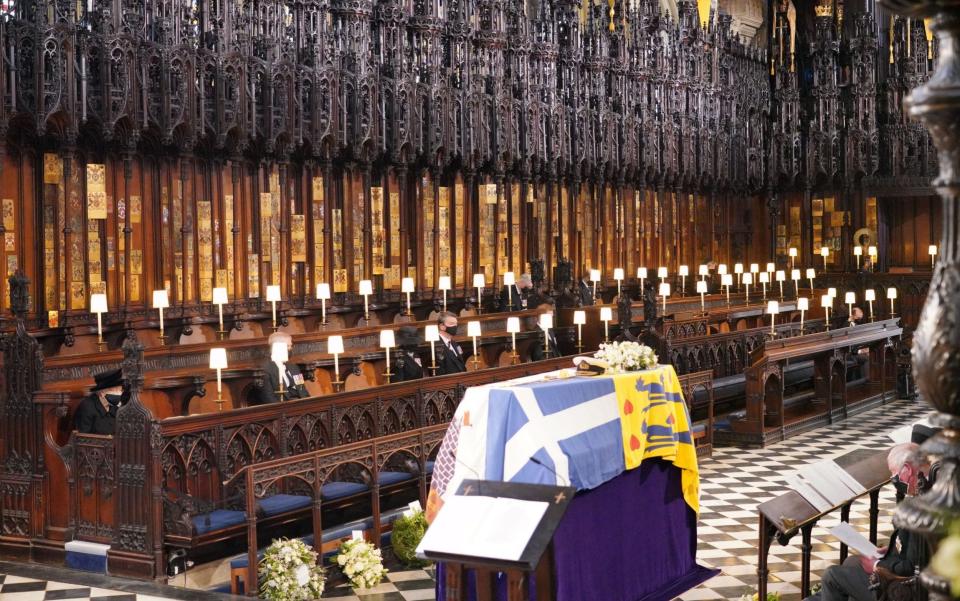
[0,398,930,601]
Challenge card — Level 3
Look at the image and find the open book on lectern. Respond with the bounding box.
[416,479,575,571]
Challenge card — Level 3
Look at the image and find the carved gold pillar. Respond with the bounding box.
[878,2,960,598]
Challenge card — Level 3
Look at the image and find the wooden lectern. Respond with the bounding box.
[419,479,575,601]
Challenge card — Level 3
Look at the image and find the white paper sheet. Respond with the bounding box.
[417,495,549,562]
[824,460,867,496]
[798,463,853,507]
[786,474,832,513]
[830,522,881,559]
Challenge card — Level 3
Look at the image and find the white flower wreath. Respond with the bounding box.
[593,341,658,373]
[258,538,326,601]
[334,538,389,589]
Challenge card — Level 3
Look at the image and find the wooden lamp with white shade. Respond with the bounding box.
[600,306,612,343]
[678,265,688,296]
[759,271,769,301]
[467,320,482,369]
[790,269,801,298]
[473,273,486,314]
[358,279,373,322]
[212,287,229,339]
[266,284,282,331]
[845,291,857,326]
[438,276,451,312]
[721,274,732,306]
[316,283,331,326]
[424,325,440,375]
[90,293,108,351]
[380,329,395,383]
[865,289,876,321]
[153,289,169,345]
[590,269,601,301]
[637,267,648,292]
[328,335,345,391]
[503,271,516,308]
[806,268,816,291]
[507,316,521,364]
[401,277,415,316]
[659,282,671,314]
[821,294,833,330]
[767,300,780,337]
[209,348,228,410]
[797,297,808,332]
[696,280,708,315]
[742,272,753,305]
[775,270,786,300]
[734,263,743,289]
[887,287,897,317]
[573,310,586,352]
[614,268,624,298]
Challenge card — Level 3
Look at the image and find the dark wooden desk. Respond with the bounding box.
[757,448,891,599]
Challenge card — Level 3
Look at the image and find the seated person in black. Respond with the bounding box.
[500,273,533,311]
[804,424,936,601]
[435,311,467,375]
[75,369,126,435]
[578,271,595,307]
[393,326,424,382]
[528,311,559,361]
[254,331,309,403]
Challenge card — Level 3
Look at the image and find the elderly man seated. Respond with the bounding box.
[804,425,935,601]
[501,273,533,311]
[254,331,309,404]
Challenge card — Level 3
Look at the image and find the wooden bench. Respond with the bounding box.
[720,319,902,446]
[225,425,447,595]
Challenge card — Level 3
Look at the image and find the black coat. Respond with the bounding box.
[578,280,595,306]
[530,330,560,362]
[254,360,309,404]
[75,394,117,435]
[393,350,425,382]
[436,338,468,375]
[878,528,928,577]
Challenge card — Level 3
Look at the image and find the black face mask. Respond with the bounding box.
[444,325,458,336]
[105,394,123,406]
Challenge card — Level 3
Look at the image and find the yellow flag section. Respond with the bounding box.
[612,366,700,514]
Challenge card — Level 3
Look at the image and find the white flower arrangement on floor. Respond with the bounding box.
[593,341,658,373]
[258,538,326,601]
[334,538,388,589]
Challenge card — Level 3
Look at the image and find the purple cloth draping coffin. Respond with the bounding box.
[435,459,717,601]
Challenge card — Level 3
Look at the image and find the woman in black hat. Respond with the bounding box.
[393,326,424,382]
[75,369,126,435]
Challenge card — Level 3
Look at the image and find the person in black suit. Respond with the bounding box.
[578,272,595,306]
[393,326,424,382]
[254,332,309,403]
[803,426,935,601]
[435,311,467,375]
[528,312,559,361]
[500,273,533,311]
[75,369,127,435]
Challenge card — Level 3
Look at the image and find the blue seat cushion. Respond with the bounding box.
[192,509,246,535]
[426,460,435,474]
[321,481,369,501]
[257,494,312,517]
[378,471,415,486]
[691,423,707,435]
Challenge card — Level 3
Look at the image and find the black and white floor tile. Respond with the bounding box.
[0,399,929,601]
